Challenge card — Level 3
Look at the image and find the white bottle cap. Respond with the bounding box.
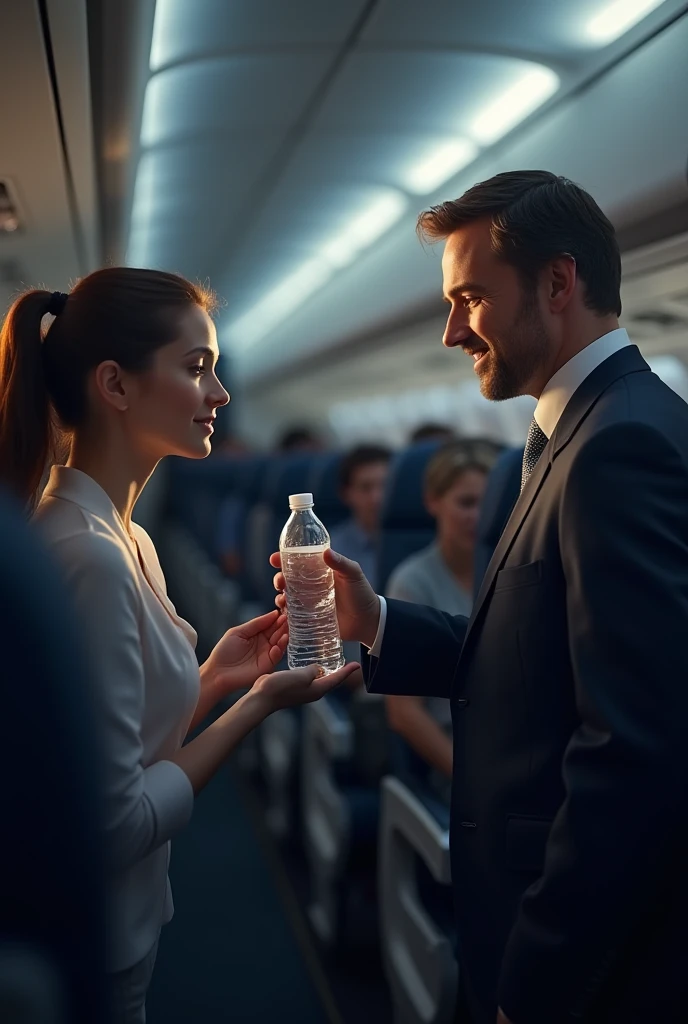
[289,492,314,509]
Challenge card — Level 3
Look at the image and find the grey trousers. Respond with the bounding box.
[108,938,160,1024]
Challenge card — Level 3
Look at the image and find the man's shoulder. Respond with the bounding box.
[577,368,688,453]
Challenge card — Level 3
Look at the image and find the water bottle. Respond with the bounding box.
[279,493,345,674]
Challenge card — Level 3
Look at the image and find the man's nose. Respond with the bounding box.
[443,312,473,349]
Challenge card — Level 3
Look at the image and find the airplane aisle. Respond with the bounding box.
[146,754,336,1024]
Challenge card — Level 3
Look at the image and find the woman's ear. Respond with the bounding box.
[93,360,128,412]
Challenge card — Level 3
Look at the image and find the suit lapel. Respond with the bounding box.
[463,443,552,649]
[460,345,650,657]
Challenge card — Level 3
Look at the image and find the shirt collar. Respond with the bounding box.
[41,466,133,545]
[534,328,631,439]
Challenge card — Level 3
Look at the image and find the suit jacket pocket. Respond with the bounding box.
[494,559,543,592]
[506,814,553,872]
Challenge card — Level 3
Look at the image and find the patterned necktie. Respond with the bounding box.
[521,417,549,491]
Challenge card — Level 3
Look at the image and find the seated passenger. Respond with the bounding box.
[277,425,324,453]
[329,444,391,674]
[409,421,456,444]
[329,444,392,588]
[385,442,489,801]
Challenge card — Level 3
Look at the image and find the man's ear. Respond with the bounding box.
[547,255,577,313]
[93,360,129,412]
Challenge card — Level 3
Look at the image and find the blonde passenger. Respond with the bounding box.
[385,442,490,801]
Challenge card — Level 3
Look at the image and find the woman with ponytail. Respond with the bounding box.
[0,268,358,1022]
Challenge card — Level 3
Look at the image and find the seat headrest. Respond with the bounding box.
[309,453,349,526]
[381,441,441,530]
[263,454,317,510]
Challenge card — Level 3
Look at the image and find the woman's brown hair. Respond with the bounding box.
[424,439,497,501]
[0,267,216,510]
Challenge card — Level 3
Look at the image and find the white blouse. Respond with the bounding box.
[34,466,200,972]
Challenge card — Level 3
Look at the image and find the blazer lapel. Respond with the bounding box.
[463,442,552,649]
[460,345,650,657]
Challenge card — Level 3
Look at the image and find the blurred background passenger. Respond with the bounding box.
[409,422,456,444]
[384,442,490,802]
[329,444,392,588]
[277,425,324,453]
[330,444,392,673]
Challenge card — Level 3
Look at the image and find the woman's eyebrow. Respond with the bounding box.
[183,346,216,359]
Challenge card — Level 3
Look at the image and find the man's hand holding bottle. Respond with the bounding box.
[270,548,381,649]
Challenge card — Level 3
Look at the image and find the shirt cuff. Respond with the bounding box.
[144,759,195,844]
[367,596,387,658]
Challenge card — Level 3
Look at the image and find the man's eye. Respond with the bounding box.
[464,297,482,309]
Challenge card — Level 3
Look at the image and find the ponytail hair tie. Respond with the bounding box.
[47,291,69,317]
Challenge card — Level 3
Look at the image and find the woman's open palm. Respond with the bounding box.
[207,610,288,696]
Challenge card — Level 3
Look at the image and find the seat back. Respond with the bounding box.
[0,489,107,1024]
[309,452,349,531]
[242,455,281,603]
[265,453,319,579]
[166,455,239,558]
[377,441,445,790]
[377,440,441,596]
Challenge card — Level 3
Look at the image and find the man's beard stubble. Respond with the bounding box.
[477,290,550,402]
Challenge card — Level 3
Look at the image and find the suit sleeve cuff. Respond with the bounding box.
[366,596,387,658]
[143,759,195,844]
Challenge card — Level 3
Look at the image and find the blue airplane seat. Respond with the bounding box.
[0,488,107,1024]
[240,454,282,605]
[377,440,442,593]
[308,452,349,530]
[165,455,239,559]
[388,731,455,938]
[257,453,316,605]
[216,454,270,596]
[374,443,459,1009]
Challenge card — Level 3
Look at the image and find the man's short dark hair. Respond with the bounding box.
[410,422,456,444]
[339,444,392,489]
[277,426,321,452]
[417,170,621,317]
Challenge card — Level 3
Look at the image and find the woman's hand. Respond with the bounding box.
[270,548,381,648]
[250,660,361,714]
[204,610,288,699]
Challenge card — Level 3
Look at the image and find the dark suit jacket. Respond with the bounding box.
[364,346,688,1024]
[473,445,524,598]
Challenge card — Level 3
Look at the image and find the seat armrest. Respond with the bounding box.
[381,776,451,884]
[301,698,354,944]
[307,693,353,760]
[378,775,457,1024]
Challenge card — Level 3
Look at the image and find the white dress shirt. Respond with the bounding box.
[369,328,632,656]
[34,467,200,972]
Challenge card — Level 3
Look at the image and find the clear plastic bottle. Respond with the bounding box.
[279,493,345,674]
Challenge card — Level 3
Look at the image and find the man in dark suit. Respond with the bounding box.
[272,170,688,1023]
